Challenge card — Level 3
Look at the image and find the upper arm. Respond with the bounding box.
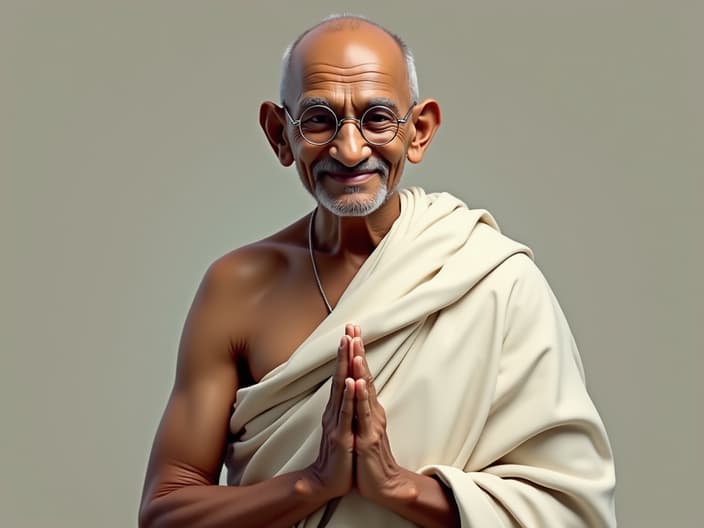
[140,258,244,505]
[421,254,616,527]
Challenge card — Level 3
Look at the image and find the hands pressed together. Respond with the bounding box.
[306,324,418,505]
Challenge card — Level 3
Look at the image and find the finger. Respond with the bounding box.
[351,336,365,360]
[345,324,361,339]
[329,336,349,407]
[338,377,355,429]
[353,353,378,402]
[344,335,353,378]
[345,326,356,370]
[354,379,372,436]
[351,338,368,373]
[352,355,372,385]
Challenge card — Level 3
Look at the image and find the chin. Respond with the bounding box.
[315,183,388,217]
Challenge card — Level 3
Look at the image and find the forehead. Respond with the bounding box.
[287,22,410,108]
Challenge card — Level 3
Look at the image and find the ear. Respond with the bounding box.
[259,101,294,166]
[406,99,441,164]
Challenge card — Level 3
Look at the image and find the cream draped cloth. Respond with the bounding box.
[225,187,616,527]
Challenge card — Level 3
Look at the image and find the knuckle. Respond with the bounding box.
[330,431,345,447]
[321,416,334,431]
[361,432,382,448]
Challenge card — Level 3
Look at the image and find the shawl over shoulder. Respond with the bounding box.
[225,187,616,527]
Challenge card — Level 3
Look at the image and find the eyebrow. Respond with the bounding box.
[296,96,401,115]
[297,97,331,110]
[365,97,400,114]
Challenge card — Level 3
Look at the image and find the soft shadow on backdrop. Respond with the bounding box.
[1,1,701,527]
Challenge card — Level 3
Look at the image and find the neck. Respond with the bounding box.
[311,191,401,260]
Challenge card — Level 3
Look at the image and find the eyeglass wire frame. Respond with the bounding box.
[283,101,417,146]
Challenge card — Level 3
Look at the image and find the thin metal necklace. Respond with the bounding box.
[308,207,333,314]
[308,210,340,527]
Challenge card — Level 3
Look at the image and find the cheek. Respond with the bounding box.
[292,145,324,190]
[394,126,415,149]
[384,142,410,170]
[383,149,408,189]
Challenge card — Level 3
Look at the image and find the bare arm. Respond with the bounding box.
[138,260,335,528]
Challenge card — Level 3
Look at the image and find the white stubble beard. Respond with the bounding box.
[314,180,389,217]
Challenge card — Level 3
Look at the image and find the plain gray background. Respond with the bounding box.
[2,1,702,526]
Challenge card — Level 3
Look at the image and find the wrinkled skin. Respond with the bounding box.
[139,18,455,528]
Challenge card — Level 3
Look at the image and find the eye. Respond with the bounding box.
[362,107,397,134]
[364,108,395,123]
[299,106,336,130]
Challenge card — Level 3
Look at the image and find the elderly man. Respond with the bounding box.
[139,15,616,528]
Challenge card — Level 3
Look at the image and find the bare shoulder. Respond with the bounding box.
[197,216,310,314]
[174,215,310,382]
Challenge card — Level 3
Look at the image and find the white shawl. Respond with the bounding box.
[226,187,616,527]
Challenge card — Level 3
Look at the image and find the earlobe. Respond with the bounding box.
[407,99,441,164]
[260,101,294,167]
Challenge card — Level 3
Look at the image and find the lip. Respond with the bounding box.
[326,172,376,185]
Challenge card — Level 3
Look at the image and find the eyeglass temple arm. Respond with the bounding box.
[398,102,417,124]
[283,106,300,126]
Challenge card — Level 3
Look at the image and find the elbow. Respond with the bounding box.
[139,490,189,528]
[138,501,156,528]
[138,495,166,528]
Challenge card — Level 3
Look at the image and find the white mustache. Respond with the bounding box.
[313,159,389,180]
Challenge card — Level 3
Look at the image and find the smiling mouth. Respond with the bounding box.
[326,172,376,185]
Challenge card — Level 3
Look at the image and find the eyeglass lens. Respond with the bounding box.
[298,105,400,145]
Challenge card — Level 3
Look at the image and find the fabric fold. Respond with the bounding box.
[225,186,616,527]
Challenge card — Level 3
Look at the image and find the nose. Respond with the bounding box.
[328,120,371,167]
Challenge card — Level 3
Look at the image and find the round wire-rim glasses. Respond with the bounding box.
[284,102,417,146]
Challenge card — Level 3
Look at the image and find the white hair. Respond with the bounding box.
[314,182,389,217]
[279,14,420,105]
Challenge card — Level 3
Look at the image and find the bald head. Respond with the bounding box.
[279,15,419,105]
[259,14,441,214]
